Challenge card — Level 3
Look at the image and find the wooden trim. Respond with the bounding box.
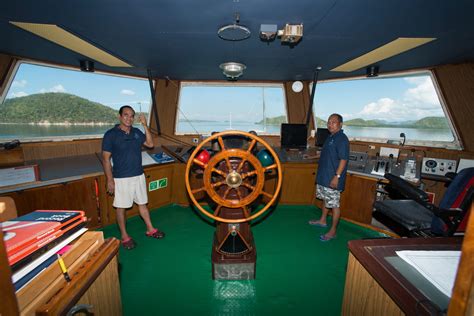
[0,229,19,315]
[341,217,400,238]
[35,238,120,315]
[448,202,474,315]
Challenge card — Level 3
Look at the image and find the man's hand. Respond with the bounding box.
[138,114,147,126]
[107,179,115,195]
[329,176,339,189]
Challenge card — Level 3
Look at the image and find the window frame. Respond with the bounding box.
[0,60,154,143]
[312,70,461,149]
[175,81,288,136]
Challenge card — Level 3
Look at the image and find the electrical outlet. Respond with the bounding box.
[192,137,199,144]
[310,129,316,138]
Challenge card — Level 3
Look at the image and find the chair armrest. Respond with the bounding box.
[385,173,430,204]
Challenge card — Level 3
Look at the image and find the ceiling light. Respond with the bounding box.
[10,22,132,67]
[331,37,436,72]
[219,62,246,79]
[218,13,250,41]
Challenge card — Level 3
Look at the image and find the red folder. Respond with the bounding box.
[1,210,86,257]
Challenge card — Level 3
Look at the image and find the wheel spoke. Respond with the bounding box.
[235,188,242,200]
[223,187,232,198]
[217,136,226,151]
[193,158,207,168]
[236,158,248,173]
[212,168,227,177]
[241,170,257,179]
[264,163,277,171]
[191,186,206,194]
[242,182,255,191]
[261,191,273,199]
[213,205,222,216]
[211,180,226,188]
[242,206,250,218]
[247,139,257,153]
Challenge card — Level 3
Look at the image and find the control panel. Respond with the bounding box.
[348,151,368,172]
[421,157,457,176]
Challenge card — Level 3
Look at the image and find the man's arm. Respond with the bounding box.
[329,159,347,189]
[139,114,154,148]
[102,151,115,195]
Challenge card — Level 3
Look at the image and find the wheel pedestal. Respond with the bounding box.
[211,207,256,280]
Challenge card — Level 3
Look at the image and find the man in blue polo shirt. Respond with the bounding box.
[309,113,349,241]
[102,105,165,250]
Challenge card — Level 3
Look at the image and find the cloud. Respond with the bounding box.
[39,84,66,93]
[358,97,443,121]
[404,77,440,106]
[10,91,28,98]
[356,76,444,121]
[121,89,135,96]
[12,80,27,88]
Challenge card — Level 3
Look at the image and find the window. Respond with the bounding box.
[176,82,287,135]
[313,71,459,148]
[0,62,151,142]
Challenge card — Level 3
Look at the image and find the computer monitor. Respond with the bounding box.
[280,123,308,149]
[315,128,330,147]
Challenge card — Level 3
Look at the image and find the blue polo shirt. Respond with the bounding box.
[316,129,349,191]
[102,125,146,178]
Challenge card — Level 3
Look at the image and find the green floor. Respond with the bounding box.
[101,204,386,315]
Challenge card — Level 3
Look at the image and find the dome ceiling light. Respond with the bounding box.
[219,62,246,79]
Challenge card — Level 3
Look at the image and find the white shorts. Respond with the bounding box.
[113,173,148,208]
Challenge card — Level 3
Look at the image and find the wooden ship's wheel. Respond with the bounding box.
[185,130,282,279]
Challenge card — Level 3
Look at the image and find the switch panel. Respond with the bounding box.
[422,157,457,176]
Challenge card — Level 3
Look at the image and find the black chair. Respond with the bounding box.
[373,167,474,237]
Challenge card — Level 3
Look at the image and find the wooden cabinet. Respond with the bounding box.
[2,232,121,315]
[279,163,317,204]
[2,177,101,229]
[102,164,175,224]
[340,173,377,224]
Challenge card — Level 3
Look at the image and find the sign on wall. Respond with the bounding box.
[149,177,168,192]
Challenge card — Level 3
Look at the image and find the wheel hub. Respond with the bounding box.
[226,170,242,188]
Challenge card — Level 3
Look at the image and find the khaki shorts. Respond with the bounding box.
[113,173,148,208]
[316,184,341,208]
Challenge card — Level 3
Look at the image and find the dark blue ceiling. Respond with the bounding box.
[1,0,473,81]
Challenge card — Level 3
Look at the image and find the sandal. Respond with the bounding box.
[146,228,165,239]
[121,237,136,250]
[319,234,336,242]
[308,220,328,227]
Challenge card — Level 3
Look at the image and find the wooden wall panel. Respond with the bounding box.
[342,253,404,316]
[22,139,102,161]
[153,79,180,136]
[434,63,474,152]
[0,53,16,97]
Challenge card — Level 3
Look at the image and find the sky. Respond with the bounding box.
[314,73,445,122]
[5,63,152,112]
[4,63,446,124]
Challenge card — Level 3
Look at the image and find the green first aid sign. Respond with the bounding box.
[149,177,168,191]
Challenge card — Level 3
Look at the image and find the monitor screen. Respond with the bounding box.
[281,123,308,149]
[315,128,330,147]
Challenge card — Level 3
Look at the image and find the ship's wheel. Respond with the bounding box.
[185,130,282,223]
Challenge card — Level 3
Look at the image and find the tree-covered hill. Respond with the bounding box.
[0,93,120,123]
[255,115,287,125]
[414,116,450,129]
[259,115,449,129]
